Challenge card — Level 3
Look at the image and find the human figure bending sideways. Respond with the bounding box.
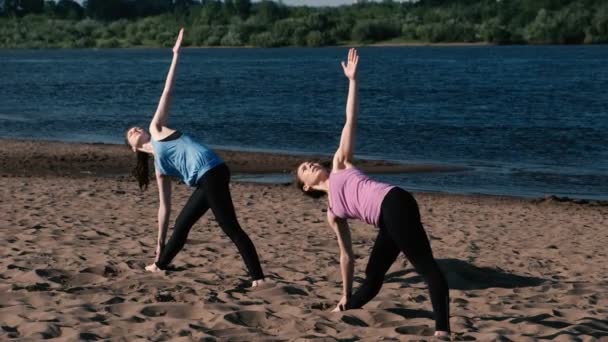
[125,29,266,288]
[295,48,450,337]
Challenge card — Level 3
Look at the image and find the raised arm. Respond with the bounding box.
[333,48,359,171]
[149,28,184,135]
[327,211,355,311]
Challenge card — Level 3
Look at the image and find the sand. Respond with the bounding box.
[1,139,607,341]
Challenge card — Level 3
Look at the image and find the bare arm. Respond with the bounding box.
[333,48,359,171]
[154,171,172,262]
[328,210,355,307]
[149,28,184,136]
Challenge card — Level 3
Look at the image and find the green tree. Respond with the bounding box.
[478,17,510,44]
[21,0,44,14]
[234,0,251,19]
[132,0,171,17]
[220,29,244,46]
[253,0,285,25]
[555,4,590,44]
[2,0,44,16]
[306,30,323,47]
[173,0,196,14]
[248,31,282,47]
[85,0,131,20]
[590,3,608,43]
[352,19,400,42]
[54,0,84,20]
[2,0,608,48]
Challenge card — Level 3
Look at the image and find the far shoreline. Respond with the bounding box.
[0,138,469,177]
[6,42,608,50]
[2,138,607,205]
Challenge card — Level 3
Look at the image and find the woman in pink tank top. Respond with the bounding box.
[295,49,450,338]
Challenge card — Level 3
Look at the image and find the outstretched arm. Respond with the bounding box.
[154,171,171,263]
[149,28,184,135]
[333,48,359,171]
[145,172,172,273]
[328,211,355,311]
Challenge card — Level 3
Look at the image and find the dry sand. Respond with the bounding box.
[1,139,607,341]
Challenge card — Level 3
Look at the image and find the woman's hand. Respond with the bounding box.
[331,295,350,312]
[173,28,184,54]
[341,48,359,81]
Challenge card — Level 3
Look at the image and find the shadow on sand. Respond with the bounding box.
[386,258,547,290]
[438,258,547,290]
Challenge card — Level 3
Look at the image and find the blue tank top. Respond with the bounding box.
[151,133,224,187]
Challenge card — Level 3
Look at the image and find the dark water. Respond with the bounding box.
[1,46,607,200]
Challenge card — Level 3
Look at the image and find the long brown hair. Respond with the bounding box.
[133,151,150,190]
[125,128,150,191]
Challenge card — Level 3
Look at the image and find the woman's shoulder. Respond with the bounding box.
[151,126,178,142]
[330,165,360,177]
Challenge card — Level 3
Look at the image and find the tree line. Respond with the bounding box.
[1,0,607,48]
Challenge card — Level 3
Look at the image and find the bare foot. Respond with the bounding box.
[145,263,163,273]
[434,331,450,340]
[251,278,272,289]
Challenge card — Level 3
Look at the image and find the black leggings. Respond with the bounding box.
[155,163,264,280]
[349,187,450,332]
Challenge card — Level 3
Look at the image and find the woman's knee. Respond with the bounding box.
[220,223,255,248]
[173,216,197,232]
[218,219,244,236]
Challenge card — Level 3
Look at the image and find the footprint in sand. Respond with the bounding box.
[140,306,168,318]
[33,268,108,289]
[125,260,145,270]
[248,283,309,298]
[223,310,277,328]
[340,315,369,327]
[394,324,434,336]
[17,322,62,339]
[12,282,51,292]
[80,265,120,278]
[34,269,69,284]
[154,290,175,302]
[126,316,146,323]
[79,332,104,340]
[102,296,125,305]
[310,302,333,311]
[7,264,28,271]
[140,303,209,320]
[1,325,19,339]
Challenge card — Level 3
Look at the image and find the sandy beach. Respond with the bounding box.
[1,139,607,341]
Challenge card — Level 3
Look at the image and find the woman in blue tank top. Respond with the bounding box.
[125,29,266,288]
[295,49,450,337]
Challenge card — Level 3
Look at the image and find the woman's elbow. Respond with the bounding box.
[158,203,170,214]
[341,252,354,264]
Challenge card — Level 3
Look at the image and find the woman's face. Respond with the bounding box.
[297,161,328,191]
[126,127,150,152]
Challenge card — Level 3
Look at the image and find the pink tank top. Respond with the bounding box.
[328,168,394,227]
